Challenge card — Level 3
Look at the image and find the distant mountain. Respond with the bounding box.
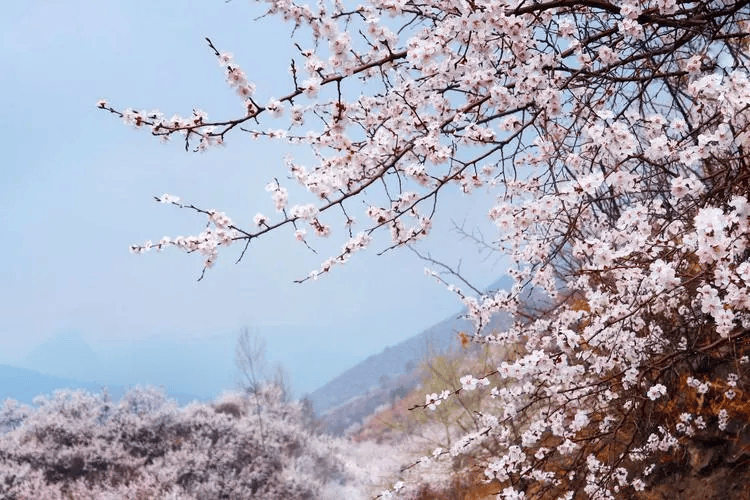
[309,275,515,430]
[88,325,373,399]
[0,364,200,406]
[19,330,237,400]
[16,323,376,402]
[94,333,236,399]
[0,364,90,404]
[23,330,103,382]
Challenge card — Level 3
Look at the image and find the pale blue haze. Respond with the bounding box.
[0,0,504,397]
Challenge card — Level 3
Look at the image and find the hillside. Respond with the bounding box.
[309,313,472,413]
[309,276,515,433]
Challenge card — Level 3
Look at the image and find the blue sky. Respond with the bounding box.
[0,0,505,395]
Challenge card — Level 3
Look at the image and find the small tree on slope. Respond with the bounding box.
[101,0,750,497]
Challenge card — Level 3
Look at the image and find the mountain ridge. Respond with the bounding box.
[309,275,514,424]
[0,363,200,406]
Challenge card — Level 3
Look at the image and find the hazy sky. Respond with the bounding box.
[1,0,505,394]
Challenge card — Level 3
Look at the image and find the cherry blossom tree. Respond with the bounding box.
[0,387,362,499]
[101,0,750,497]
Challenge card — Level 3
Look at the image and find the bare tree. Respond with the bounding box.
[235,327,267,446]
[235,326,267,394]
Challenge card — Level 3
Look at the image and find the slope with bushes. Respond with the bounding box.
[0,386,376,499]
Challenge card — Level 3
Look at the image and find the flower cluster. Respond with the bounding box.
[130,200,240,272]
[217,51,257,108]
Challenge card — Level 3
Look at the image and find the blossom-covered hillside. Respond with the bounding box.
[357,336,750,500]
[0,386,403,499]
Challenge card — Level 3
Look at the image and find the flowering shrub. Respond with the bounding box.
[0,386,354,499]
[101,0,750,496]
